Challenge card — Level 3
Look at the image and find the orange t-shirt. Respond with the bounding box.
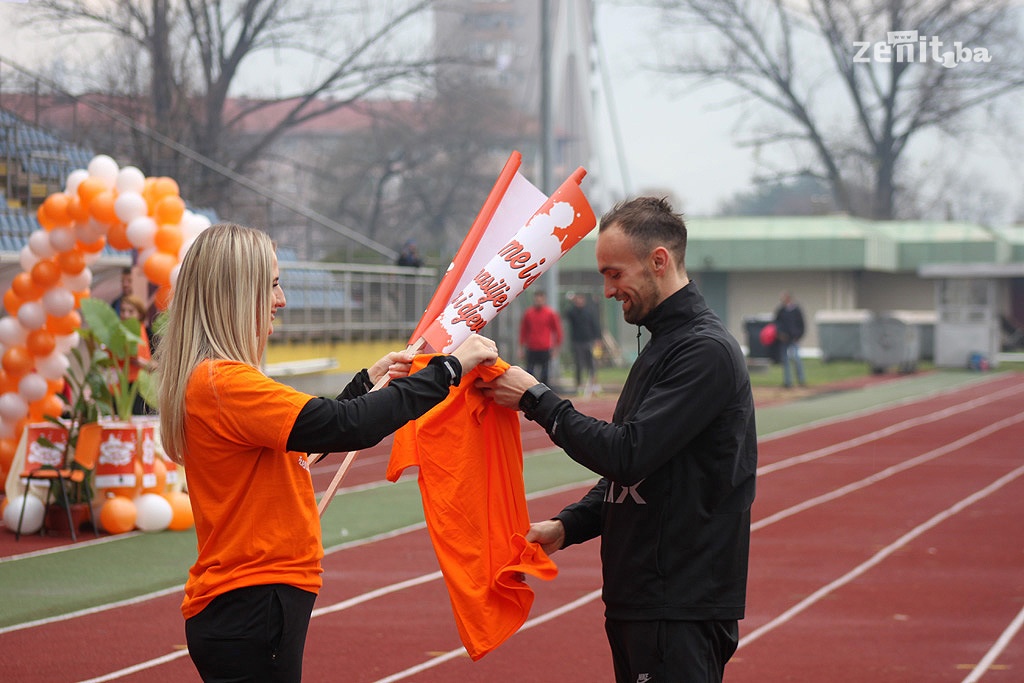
[388,356,558,660]
[180,359,320,619]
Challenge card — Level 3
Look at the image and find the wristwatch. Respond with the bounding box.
[519,383,550,413]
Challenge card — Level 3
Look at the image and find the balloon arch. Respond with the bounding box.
[0,154,210,472]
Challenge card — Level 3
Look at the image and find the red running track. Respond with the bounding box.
[2,374,1024,682]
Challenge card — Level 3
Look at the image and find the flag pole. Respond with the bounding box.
[314,335,427,516]
[314,153,526,514]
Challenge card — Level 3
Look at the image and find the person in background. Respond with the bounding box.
[774,290,807,388]
[111,267,133,316]
[478,197,757,683]
[118,294,153,415]
[396,239,424,267]
[155,222,498,683]
[564,292,601,396]
[518,290,563,385]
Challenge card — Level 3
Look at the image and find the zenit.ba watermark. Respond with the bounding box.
[853,30,991,68]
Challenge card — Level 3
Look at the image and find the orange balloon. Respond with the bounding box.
[47,376,66,395]
[36,203,57,231]
[31,259,62,288]
[143,457,168,494]
[99,495,137,534]
[165,491,194,531]
[154,283,174,311]
[46,310,82,336]
[29,392,65,421]
[153,195,185,225]
[67,194,90,223]
[26,329,56,357]
[143,252,176,287]
[152,176,179,202]
[76,176,107,209]
[89,190,118,225]
[3,289,23,317]
[77,235,106,254]
[43,193,71,226]
[0,437,17,471]
[0,369,15,394]
[73,289,90,307]
[2,345,34,376]
[154,223,184,254]
[11,272,44,301]
[56,249,86,275]
[107,222,133,251]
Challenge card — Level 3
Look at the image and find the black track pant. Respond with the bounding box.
[605,618,739,683]
[185,584,317,683]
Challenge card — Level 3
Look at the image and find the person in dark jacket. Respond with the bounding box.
[478,196,757,683]
[565,292,601,395]
[774,290,806,388]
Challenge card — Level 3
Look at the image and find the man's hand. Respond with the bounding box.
[475,365,540,410]
[525,519,565,555]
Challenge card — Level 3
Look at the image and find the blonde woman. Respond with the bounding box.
[156,222,497,682]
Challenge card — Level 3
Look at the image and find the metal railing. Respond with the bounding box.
[274,260,437,343]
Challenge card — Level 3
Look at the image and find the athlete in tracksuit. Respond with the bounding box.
[479,197,757,683]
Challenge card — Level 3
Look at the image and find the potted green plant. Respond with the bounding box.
[32,298,158,531]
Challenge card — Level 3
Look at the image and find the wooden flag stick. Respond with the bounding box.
[315,337,427,517]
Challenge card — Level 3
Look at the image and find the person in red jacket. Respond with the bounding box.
[518,290,563,385]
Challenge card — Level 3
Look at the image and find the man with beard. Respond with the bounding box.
[477,196,757,683]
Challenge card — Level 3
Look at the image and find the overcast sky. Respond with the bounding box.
[1,0,1021,222]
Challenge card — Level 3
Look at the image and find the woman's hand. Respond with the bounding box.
[450,334,499,374]
[368,349,416,385]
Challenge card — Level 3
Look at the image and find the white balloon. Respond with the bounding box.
[28,230,57,259]
[20,245,41,273]
[83,250,102,266]
[0,417,15,440]
[139,246,156,266]
[64,168,89,196]
[116,166,146,194]
[0,391,29,421]
[34,350,70,380]
[63,267,92,292]
[134,493,173,532]
[18,373,48,403]
[114,191,147,223]
[55,331,80,354]
[88,154,119,188]
[48,227,77,253]
[75,219,104,245]
[0,317,28,346]
[170,262,181,288]
[126,216,157,250]
[4,494,46,535]
[180,211,211,240]
[42,287,76,317]
[17,301,47,331]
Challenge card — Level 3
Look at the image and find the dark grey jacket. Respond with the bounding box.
[525,283,757,620]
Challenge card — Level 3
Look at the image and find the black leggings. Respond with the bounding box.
[185,584,317,683]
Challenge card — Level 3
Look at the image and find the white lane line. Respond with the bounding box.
[753,412,1024,531]
[960,603,1024,683]
[759,383,1024,475]
[739,463,1024,650]
[372,589,604,683]
[52,384,1024,680]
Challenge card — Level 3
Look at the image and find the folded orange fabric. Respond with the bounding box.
[388,356,558,660]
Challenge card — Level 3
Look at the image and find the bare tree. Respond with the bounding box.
[650,0,1024,219]
[305,81,536,258]
[18,0,439,210]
